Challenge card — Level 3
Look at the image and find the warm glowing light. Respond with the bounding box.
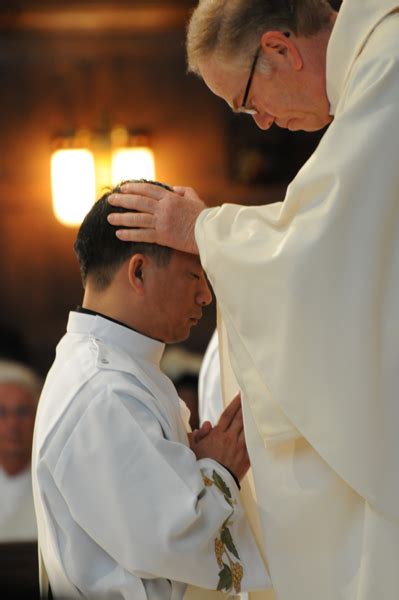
[51,149,96,226]
[111,147,155,185]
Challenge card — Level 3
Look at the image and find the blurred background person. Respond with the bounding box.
[0,360,42,542]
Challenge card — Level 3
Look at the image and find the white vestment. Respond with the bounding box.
[0,466,37,542]
[198,330,224,426]
[32,312,269,599]
[195,1,399,599]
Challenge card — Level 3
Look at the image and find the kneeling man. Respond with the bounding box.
[32,180,269,599]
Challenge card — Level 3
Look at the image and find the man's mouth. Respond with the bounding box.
[190,314,202,324]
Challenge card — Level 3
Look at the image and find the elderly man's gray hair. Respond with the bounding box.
[0,360,42,400]
[186,0,333,74]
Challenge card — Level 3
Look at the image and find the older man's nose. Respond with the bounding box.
[253,112,274,130]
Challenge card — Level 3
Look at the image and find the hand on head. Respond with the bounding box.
[189,392,250,482]
[107,182,207,255]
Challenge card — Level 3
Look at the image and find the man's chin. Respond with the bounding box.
[286,114,333,132]
[287,120,316,132]
[165,329,191,345]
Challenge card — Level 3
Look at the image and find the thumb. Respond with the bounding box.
[173,185,202,203]
[173,186,187,196]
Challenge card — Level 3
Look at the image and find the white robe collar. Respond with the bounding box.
[327,0,399,114]
[66,311,165,367]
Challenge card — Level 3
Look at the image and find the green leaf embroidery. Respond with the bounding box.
[224,496,234,510]
[217,563,233,591]
[212,470,232,498]
[201,469,244,594]
[221,526,240,560]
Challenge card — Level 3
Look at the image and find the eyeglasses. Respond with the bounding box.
[237,46,261,115]
[0,405,34,419]
[237,30,291,116]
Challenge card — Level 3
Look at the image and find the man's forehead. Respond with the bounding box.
[197,55,244,112]
[173,251,203,268]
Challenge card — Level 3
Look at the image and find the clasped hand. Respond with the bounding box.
[188,393,250,482]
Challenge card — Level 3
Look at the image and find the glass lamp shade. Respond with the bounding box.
[111,147,155,185]
[51,149,96,227]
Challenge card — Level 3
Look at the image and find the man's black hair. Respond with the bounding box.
[74,179,173,289]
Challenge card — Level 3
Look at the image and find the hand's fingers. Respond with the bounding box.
[199,421,213,435]
[108,212,154,228]
[190,429,200,443]
[227,407,243,435]
[217,394,241,431]
[238,426,246,444]
[173,186,187,196]
[118,182,167,200]
[232,409,244,431]
[194,421,212,442]
[173,186,202,203]
[108,193,158,213]
[115,228,156,243]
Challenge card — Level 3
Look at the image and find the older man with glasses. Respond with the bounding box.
[107,1,399,599]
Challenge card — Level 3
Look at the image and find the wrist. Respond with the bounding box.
[218,462,241,490]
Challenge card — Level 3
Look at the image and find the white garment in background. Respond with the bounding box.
[32,312,269,599]
[195,1,399,599]
[198,330,223,426]
[0,466,37,542]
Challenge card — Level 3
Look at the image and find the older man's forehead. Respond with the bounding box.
[0,382,37,404]
[198,55,245,112]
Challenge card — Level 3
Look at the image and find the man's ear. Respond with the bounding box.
[260,30,303,70]
[127,254,147,295]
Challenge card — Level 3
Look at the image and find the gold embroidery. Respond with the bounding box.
[202,470,244,594]
[203,475,214,487]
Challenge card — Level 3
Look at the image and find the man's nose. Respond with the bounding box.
[197,280,213,306]
[253,112,274,130]
[2,412,22,432]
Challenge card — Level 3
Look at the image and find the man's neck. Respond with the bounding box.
[77,306,135,332]
[82,286,162,342]
[81,286,135,330]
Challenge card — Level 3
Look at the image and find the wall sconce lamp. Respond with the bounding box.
[51,127,155,227]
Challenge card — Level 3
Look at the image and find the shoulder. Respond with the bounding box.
[345,12,399,103]
[36,342,168,466]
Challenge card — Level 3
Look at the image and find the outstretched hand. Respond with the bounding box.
[107,182,207,255]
